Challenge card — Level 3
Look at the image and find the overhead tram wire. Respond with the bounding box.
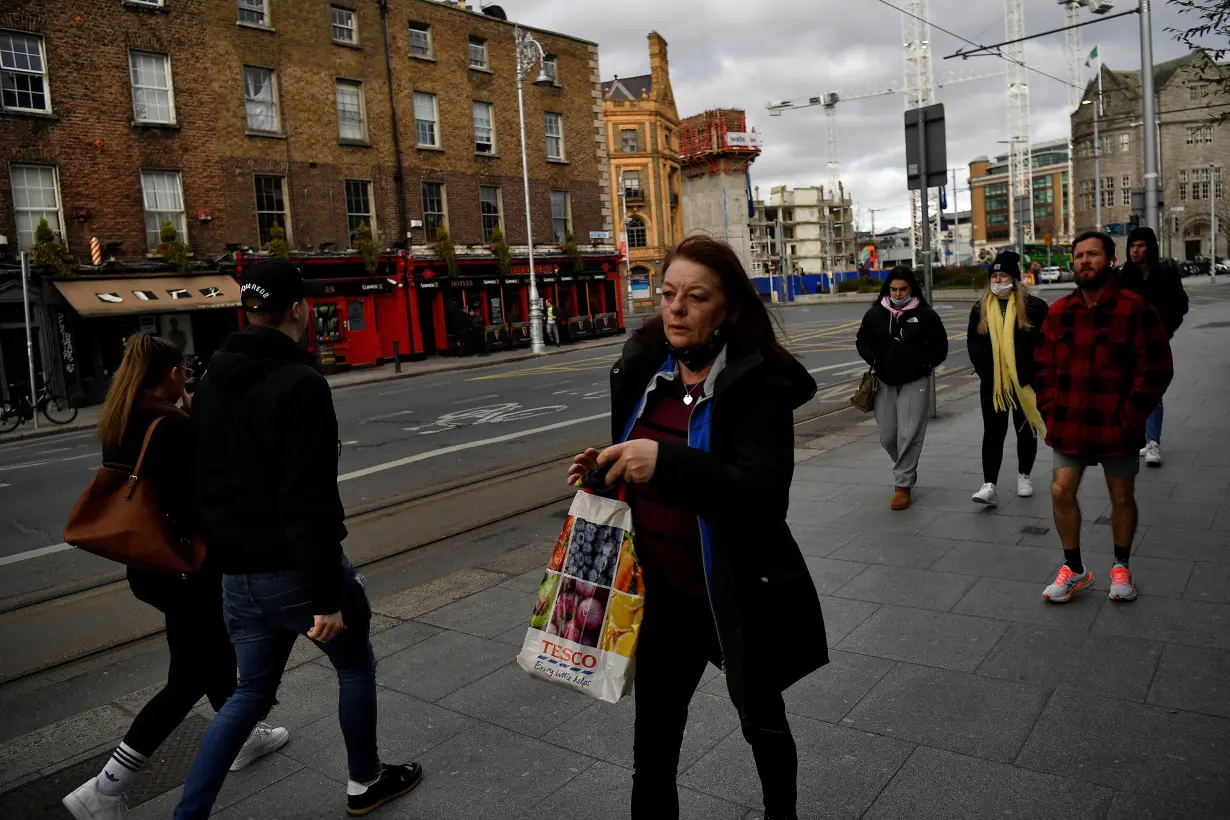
[871,0,1084,92]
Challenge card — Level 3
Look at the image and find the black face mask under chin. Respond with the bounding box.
[666,321,732,371]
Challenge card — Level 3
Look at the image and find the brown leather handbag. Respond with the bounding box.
[64,417,206,575]
[850,367,879,413]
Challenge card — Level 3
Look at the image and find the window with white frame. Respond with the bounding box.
[1217,167,1224,200]
[469,37,488,69]
[129,51,175,124]
[9,164,62,251]
[472,100,495,154]
[128,0,166,6]
[331,6,357,43]
[627,216,647,248]
[140,170,186,249]
[620,129,638,153]
[408,23,432,58]
[1100,135,1112,156]
[1191,167,1213,201]
[1189,83,1210,100]
[243,66,279,133]
[1119,133,1130,152]
[542,55,557,84]
[622,169,641,199]
[551,191,570,241]
[479,185,502,241]
[1100,176,1115,209]
[421,181,446,240]
[344,180,373,242]
[238,0,269,26]
[1,31,49,113]
[253,174,287,246]
[414,91,438,147]
[1122,175,1131,206]
[1179,170,1188,202]
[1186,125,1214,145]
[544,112,564,160]
[335,79,366,142]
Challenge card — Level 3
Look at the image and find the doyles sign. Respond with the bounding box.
[57,312,75,375]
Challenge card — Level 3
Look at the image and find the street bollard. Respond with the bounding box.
[393,341,402,374]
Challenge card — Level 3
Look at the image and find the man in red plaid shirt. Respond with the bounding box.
[1034,231,1173,604]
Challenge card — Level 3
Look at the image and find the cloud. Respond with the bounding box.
[509,0,1200,229]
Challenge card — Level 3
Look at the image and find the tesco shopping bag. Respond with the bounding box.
[517,488,645,703]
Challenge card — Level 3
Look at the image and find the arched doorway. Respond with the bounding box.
[629,265,653,307]
[1181,218,1224,261]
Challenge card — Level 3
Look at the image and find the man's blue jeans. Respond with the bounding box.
[174,558,378,819]
[1146,399,1163,444]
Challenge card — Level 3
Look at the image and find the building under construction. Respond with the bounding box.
[750,184,856,277]
[678,109,761,275]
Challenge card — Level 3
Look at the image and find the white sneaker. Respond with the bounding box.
[972,483,998,505]
[62,778,128,820]
[230,722,290,772]
[1144,441,1162,468]
[1017,474,1034,498]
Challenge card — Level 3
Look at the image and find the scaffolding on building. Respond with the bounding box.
[678,109,762,176]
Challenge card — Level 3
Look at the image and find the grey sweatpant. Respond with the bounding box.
[874,376,930,489]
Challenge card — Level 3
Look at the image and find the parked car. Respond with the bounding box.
[1059,267,1076,283]
[1179,260,1210,278]
[1039,266,1063,284]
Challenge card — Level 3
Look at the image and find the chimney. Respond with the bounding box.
[647,31,669,101]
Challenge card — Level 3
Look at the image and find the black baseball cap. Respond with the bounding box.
[991,250,1022,280]
[240,259,324,314]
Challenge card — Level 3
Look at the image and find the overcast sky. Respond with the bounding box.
[510,0,1203,231]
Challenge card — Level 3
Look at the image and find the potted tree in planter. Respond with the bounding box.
[156,220,191,273]
[354,220,378,274]
[267,221,290,259]
[30,218,72,278]
[435,226,460,277]
[490,226,512,275]
[562,231,584,273]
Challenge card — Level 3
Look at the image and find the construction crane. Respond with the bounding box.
[1060,0,1114,238]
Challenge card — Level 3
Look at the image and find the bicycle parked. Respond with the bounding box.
[0,382,79,432]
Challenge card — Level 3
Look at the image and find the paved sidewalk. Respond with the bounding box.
[2,304,1228,819]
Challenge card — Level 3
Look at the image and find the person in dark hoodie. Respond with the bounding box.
[567,236,826,820]
[174,261,422,820]
[62,334,288,820]
[1116,226,1187,467]
[856,266,949,510]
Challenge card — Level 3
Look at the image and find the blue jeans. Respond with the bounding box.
[174,558,378,819]
[1146,399,1163,444]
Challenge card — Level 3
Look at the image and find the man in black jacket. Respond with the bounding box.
[1116,226,1187,467]
[175,261,421,820]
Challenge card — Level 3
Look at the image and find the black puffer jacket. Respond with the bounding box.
[966,293,1050,387]
[855,298,949,386]
[191,328,347,614]
[1115,227,1188,338]
[610,332,828,699]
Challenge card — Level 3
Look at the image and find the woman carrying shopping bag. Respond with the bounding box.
[568,235,826,820]
[63,334,287,820]
[967,251,1049,505]
[855,266,948,510]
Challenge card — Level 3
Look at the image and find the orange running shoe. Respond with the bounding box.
[1042,564,1094,603]
[1108,563,1138,601]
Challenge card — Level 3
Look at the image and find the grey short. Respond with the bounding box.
[1052,450,1140,479]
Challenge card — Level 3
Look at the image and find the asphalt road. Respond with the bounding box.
[6,286,1223,607]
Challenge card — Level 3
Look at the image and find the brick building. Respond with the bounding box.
[602,31,682,307]
[1071,54,1230,260]
[0,0,619,393]
[968,138,1072,263]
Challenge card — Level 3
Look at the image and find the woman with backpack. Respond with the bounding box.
[966,251,1049,505]
[63,333,287,820]
[855,266,949,510]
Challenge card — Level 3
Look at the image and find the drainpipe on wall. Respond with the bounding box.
[380,0,414,355]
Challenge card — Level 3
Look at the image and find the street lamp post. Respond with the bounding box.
[1212,162,1219,284]
[514,26,553,354]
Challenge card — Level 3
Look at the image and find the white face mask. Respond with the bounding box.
[990,282,1014,297]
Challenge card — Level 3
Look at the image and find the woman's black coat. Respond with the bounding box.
[966,294,1049,387]
[855,299,949,386]
[609,332,828,703]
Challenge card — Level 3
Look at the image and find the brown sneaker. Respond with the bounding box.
[891,487,911,510]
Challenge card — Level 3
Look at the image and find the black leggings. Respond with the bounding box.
[980,381,1038,484]
[124,591,237,757]
[631,590,796,819]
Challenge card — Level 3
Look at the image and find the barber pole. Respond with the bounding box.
[90,236,102,265]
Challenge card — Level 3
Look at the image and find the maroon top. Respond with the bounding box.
[626,378,707,598]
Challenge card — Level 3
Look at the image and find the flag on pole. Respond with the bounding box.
[1085,45,1098,67]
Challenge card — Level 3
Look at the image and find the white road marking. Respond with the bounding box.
[0,482,9,489]
[0,445,73,461]
[358,410,415,424]
[342,440,359,446]
[0,542,73,567]
[806,359,865,375]
[376,385,422,397]
[340,412,610,482]
[0,452,95,473]
[451,393,500,405]
[0,431,94,452]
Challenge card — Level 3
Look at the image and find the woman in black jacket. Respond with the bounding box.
[967,251,1049,506]
[63,334,287,820]
[568,236,826,820]
[855,266,948,510]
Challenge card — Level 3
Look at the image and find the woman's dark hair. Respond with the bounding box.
[876,265,928,306]
[97,333,183,449]
[1072,230,1116,261]
[635,235,787,359]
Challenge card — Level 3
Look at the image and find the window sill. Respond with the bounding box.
[1,108,57,121]
[469,65,493,75]
[339,138,371,147]
[132,120,181,131]
[236,21,276,32]
[409,54,437,63]
[332,39,362,50]
[475,150,499,158]
[547,158,569,165]
[246,129,287,140]
[123,0,168,12]
[416,144,445,152]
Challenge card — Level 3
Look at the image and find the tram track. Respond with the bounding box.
[0,365,976,686]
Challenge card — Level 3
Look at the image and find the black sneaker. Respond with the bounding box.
[347,762,423,816]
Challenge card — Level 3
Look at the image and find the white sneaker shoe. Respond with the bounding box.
[62,778,128,820]
[1144,441,1162,468]
[230,722,290,772]
[972,483,998,505]
[1017,474,1034,497]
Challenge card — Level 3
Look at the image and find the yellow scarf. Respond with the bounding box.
[987,294,1046,438]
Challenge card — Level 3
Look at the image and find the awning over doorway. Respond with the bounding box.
[52,274,241,317]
